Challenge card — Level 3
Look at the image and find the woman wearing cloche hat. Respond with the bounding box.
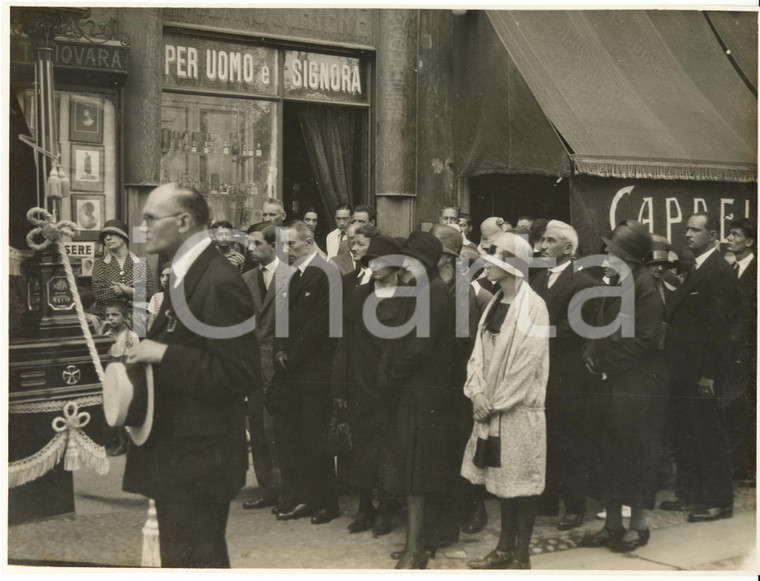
[461,232,550,570]
[579,219,668,553]
[91,218,155,328]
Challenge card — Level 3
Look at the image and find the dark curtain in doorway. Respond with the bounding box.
[298,104,359,225]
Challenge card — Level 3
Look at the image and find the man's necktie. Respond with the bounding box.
[733,262,740,279]
[257,267,268,297]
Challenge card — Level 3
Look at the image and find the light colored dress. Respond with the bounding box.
[460,282,550,499]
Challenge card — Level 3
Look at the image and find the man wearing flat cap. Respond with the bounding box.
[124,183,260,567]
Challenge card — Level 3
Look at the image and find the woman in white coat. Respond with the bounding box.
[461,232,550,570]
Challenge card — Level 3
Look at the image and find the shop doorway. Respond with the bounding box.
[468,173,571,243]
[283,101,368,247]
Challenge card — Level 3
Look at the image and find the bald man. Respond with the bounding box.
[124,183,260,568]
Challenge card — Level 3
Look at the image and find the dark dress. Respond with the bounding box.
[380,273,459,495]
[582,265,668,509]
[331,282,409,491]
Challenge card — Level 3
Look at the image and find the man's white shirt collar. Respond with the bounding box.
[736,252,754,278]
[548,260,572,275]
[172,236,212,289]
[296,252,318,274]
[262,256,280,273]
[694,247,716,270]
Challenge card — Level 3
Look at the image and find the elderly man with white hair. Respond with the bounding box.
[530,220,598,531]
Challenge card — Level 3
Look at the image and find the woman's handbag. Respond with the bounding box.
[328,404,352,456]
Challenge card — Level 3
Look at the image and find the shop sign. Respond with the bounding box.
[163,35,278,96]
[11,38,129,73]
[64,242,96,259]
[570,177,756,254]
[284,51,367,104]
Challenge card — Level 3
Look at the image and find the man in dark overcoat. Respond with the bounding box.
[724,217,756,483]
[530,220,597,530]
[124,183,260,567]
[663,212,742,522]
[271,221,342,524]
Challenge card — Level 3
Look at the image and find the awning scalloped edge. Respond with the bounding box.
[572,156,757,183]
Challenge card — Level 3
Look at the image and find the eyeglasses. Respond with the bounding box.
[140,212,184,228]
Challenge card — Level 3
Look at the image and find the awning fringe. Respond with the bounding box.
[572,157,757,183]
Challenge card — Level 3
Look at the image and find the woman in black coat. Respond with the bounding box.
[580,220,668,553]
[379,231,459,569]
[331,236,407,536]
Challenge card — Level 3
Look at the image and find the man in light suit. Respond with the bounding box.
[530,220,598,530]
[242,222,295,511]
[725,217,756,483]
[271,221,342,524]
[663,212,742,522]
[125,183,259,567]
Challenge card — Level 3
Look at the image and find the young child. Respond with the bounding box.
[101,300,139,456]
[146,262,171,332]
[101,301,139,362]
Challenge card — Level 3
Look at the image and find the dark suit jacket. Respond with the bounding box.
[736,256,757,347]
[273,255,341,390]
[531,264,598,394]
[242,260,294,383]
[665,249,742,402]
[123,244,260,503]
[330,252,356,276]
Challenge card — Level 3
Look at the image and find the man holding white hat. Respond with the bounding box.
[120,183,260,568]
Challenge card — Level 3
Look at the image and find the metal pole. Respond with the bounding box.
[35,45,59,220]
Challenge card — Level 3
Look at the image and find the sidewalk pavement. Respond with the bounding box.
[6,455,758,572]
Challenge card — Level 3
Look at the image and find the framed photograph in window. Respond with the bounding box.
[71,193,105,237]
[70,96,103,143]
[71,144,105,192]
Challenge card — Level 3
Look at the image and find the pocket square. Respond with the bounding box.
[304,291,312,297]
[689,291,700,295]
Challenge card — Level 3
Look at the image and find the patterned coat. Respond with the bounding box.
[461,282,550,499]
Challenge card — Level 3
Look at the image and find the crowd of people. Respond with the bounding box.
[88,184,755,569]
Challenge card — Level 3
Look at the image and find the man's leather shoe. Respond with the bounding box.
[688,506,733,523]
[311,506,340,525]
[462,501,488,534]
[243,497,278,510]
[272,503,293,515]
[276,503,315,521]
[467,549,514,569]
[557,513,584,530]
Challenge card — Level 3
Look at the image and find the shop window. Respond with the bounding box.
[160,93,278,228]
[17,89,119,238]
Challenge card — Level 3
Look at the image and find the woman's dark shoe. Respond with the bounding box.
[394,551,429,569]
[612,528,650,553]
[462,500,488,534]
[466,549,514,569]
[557,513,584,531]
[578,526,626,548]
[372,510,392,537]
[347,507,376,533]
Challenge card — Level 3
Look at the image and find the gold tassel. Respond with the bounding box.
[47,164,62,199]
[141,499,161,567]
[64,436,81,471]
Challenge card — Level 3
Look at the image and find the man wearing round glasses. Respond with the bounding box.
[126,182,260,568]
